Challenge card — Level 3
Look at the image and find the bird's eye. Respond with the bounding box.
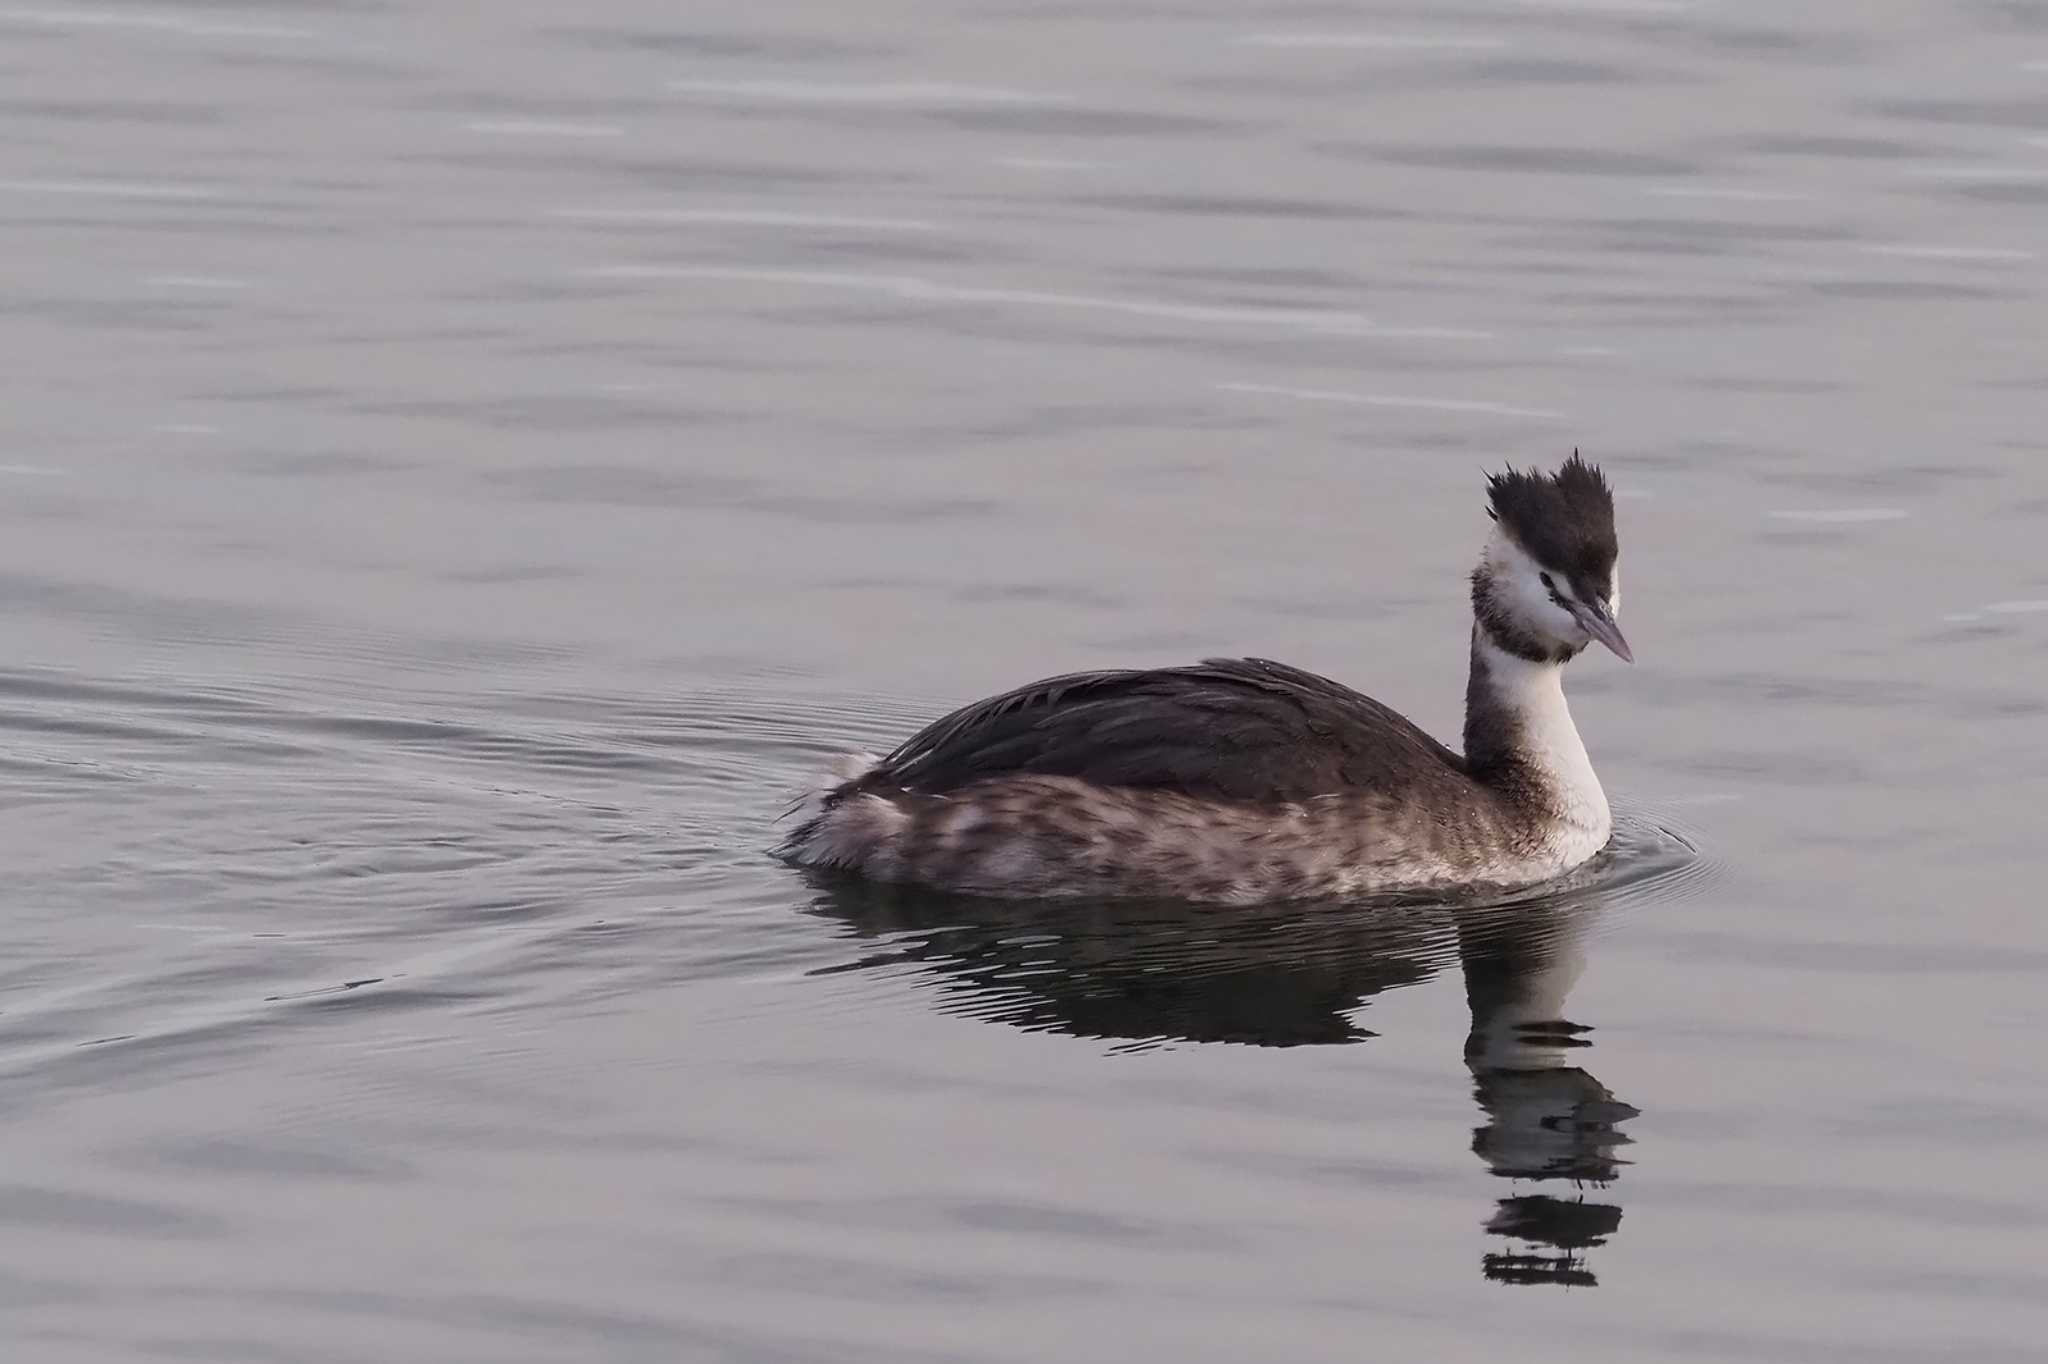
[1539,573,1554,589]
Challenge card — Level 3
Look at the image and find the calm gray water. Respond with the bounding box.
[4,2,2047,1359]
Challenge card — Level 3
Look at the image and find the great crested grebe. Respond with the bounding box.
[780,454,1630,904]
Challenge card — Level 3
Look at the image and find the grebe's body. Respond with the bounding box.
[781,456,1630,905]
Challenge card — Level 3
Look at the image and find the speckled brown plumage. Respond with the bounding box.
[782,651,1584,904]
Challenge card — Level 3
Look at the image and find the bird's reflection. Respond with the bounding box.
[1459,908,1634,1287]
[807,871,1642,1287]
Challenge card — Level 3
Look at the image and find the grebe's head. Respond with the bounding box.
[1472,452,1630,665]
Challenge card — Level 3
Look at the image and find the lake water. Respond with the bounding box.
[3,2,2046,1359]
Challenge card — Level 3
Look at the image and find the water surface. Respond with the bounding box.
[3,2,2047,1360]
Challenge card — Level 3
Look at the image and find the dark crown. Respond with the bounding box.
[1485,451,1619,592]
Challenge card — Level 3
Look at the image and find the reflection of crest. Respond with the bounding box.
[1482,1196,1624,1287]
[804,822,1690,1287]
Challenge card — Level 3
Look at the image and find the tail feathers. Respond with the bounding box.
[776,751,884,861]
[780,789,911,872]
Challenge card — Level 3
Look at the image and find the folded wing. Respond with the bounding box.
[845,657,1465,806]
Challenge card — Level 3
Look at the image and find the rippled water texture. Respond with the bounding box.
[4,2,2047,1361]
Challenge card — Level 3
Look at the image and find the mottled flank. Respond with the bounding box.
[783,770,1575,904]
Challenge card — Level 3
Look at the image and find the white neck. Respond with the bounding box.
[1467,631,1611,854]
[1467,935,1589,1072]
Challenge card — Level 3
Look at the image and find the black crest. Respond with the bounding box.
[1485,451,1618,592]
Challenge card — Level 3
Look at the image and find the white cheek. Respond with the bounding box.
[1528,581,1585,640]
[1609,566,1621,616]
[1488,532,1586,641]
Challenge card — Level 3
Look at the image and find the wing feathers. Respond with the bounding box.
[846,658,1463,805]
